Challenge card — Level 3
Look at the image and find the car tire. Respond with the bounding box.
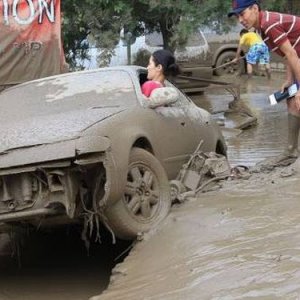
[215,51,245,76]
[104,147,171,240]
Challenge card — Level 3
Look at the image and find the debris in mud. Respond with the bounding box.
[225,98,258,129]
[170,140,231,203]
[228,98,254,116]
[224,111,257,130]
[278,156,300,177]
[170,142,300,204]
[225,155,300,188]
[230,165,251,179]
[250,153,298,173]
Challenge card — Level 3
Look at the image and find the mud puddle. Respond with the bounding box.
[191,74,288,167]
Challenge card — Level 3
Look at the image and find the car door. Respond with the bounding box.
[183,99,215,153]
[144,90,201,179]
[175,90,213,154]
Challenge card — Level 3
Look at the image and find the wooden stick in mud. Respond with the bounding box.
[212,55,246,71]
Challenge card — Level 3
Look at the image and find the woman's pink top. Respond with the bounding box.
[141,81,163,97]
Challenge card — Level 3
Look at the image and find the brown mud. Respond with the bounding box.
[95,159,300,299]
[93,73,300,300]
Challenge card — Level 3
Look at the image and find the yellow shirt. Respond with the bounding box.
[239,32,263,47]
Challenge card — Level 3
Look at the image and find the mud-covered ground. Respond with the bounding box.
[95,160,300,299]
[1,72,298,300]
[93,73,300,299]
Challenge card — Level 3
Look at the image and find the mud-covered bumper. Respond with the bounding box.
[0,136,111,170]
[0,136,111,224]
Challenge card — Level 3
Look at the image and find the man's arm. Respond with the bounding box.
[232,44,243,63]
[235,44,243,60]
[279,39,300,110]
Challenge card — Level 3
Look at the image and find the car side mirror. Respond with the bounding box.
[146,87,179,109]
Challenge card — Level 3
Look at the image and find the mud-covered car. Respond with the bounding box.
[0,66,226,240]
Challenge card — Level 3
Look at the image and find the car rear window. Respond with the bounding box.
[0,70,136,119]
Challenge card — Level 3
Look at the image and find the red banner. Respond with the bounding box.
[0,0,66,86]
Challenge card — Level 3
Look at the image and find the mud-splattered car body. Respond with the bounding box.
[0,66,226,240]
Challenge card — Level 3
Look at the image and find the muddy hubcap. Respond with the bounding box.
[224,58,238,74]
[124,165,159,220]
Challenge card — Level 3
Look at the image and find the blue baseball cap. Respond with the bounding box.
[228,0,258,17]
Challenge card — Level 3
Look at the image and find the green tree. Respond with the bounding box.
[264,0,300,13]
[62,0,235,69]
[62,0,299,69]
[61,0,91,70]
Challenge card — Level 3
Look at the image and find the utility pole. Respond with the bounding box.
[126,32,132,65]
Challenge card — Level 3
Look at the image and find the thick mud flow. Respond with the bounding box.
[94,73,300,300]
[96,163,300,299]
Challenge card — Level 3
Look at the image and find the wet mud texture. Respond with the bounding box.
[93,74,300,299]
[0,227,132,300]
[95,158,300,300]
[192,74,290,167]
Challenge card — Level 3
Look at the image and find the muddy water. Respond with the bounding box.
[93,74,300,300]
[191,74,289,167]
[0,228,132,300]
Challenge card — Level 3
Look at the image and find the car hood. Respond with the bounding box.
[0,107,126,153]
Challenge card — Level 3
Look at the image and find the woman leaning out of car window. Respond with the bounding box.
[142,49,180,97]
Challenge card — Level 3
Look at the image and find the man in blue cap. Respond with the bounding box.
[229,0,300,159]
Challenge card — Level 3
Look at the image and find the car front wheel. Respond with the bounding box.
[104,147,171,240]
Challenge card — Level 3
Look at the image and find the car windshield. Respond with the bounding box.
[0,70,136,120]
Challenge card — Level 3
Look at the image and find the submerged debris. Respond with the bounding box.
[251,153,298,173]
[226,98,258,129]
[230,165,251,179]
[170,144,300,204]
[170,140,231,203]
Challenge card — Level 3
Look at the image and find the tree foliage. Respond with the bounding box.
[61,0,91,70]
[62,0,300,70]
[261,0,300,14]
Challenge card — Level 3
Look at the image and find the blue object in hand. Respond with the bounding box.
[269,83,299,105]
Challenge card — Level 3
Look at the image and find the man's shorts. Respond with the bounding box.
[246,43,270,65]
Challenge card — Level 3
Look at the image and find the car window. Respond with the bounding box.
[0,70,137,120]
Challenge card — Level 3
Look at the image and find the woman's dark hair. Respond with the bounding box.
[152,49,180,77]
[240,28,249,36]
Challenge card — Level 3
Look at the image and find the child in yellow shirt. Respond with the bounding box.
[233,29,271,79]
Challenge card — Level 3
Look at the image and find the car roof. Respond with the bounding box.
[3,65,147,92]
